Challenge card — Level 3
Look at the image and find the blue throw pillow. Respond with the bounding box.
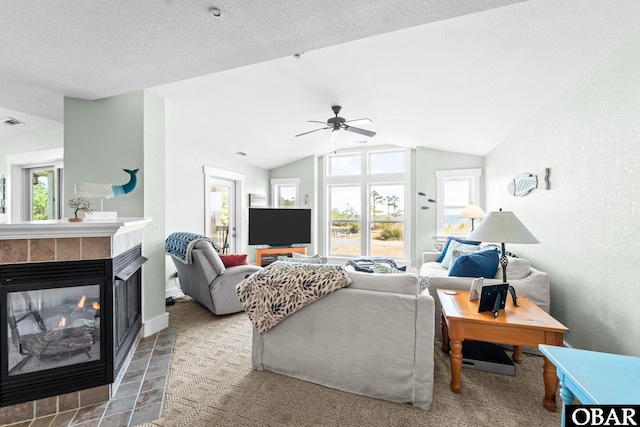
[448,248,499,278]
[437,237,481,263]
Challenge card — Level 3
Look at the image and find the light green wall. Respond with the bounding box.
[164,139,269,283]
[414,147,484,267]
[268,155,319,254]
[0,130,63,223]
[64,94,144,217]
[65,91,167,323]
[141,91,167,322]
[485,31,640,356]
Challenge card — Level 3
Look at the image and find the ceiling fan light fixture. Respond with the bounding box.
[295,106,375,139]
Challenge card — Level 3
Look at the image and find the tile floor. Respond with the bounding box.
[5,327,176,427]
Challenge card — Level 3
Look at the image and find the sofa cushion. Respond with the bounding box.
[347,270,418,296]
[219,254,248,268]
[292,252,321,259]
[449,248,499,278]
[282,256,328,264]
[437,236,481,263]
[494,257,531,280]
[441,240,479,269]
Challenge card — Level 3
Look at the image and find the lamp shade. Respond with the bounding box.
[458,204,486,220]
[466,210,539,244]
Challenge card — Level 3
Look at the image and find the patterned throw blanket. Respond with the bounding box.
[236,261,352,333]
[165,232,211,264]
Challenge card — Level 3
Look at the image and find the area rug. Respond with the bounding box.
[140,299,561,427]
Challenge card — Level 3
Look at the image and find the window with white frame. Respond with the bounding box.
[435,168,482,237]
[271,178,299,208]
[324,147,411,260]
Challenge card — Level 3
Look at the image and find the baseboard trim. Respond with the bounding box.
[142,312,169,337]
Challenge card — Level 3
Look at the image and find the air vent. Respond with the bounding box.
[1,117,25,126]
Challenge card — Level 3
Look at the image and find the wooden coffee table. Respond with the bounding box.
[437,288,568,412]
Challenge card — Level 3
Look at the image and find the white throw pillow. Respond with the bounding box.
[441,240,478,270]
[493,257,531,280]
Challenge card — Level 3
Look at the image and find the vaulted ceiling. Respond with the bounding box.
[2,0,640,169]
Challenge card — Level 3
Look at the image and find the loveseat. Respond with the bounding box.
[421,250,550,340]
[251,269,435,410]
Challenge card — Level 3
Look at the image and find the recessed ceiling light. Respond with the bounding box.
[235,151,247,156]
[209,7,222,17]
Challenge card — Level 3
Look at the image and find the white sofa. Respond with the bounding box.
[420,251,550,340]
[251,270,435,410]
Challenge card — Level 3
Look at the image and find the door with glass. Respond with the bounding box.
[208,178,236,253]
[27,166,62,221]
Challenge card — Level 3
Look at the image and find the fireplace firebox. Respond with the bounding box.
[0,245,145,407]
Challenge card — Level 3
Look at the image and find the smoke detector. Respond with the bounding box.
[1,117,25,126]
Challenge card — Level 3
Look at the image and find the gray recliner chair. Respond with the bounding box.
[170,240,261,315]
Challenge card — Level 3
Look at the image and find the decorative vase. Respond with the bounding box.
[68,217,84,222]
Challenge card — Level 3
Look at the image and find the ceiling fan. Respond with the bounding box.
[295,106,376,142]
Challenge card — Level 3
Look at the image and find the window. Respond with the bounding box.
[435,168,482,237]
[324,147,410,260]
[271,178,300,208]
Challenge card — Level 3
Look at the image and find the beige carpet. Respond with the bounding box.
[141,299,561,427]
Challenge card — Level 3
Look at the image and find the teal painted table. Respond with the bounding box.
[539,345,640,427]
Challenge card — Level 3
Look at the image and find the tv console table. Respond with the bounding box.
[255,247,307,267]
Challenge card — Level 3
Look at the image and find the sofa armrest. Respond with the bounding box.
[422,251,441,264]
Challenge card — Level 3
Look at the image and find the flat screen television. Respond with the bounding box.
[248,208,312,247]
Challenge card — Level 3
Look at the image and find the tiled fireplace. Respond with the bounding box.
[0,218,150,422]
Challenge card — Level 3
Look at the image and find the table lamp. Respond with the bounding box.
[457,204,486,231]
[467,208,539,282]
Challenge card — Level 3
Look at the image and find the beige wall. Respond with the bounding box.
[485,31,640,355]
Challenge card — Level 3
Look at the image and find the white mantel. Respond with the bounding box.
[0,217,152,240]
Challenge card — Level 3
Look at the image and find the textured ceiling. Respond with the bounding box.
[2,0,640,169]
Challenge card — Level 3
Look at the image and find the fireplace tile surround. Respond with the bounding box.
[0,237,111,264]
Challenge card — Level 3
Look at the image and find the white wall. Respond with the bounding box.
[485,31,640,356]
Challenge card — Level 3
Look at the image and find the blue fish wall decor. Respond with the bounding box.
[507,168,550,197]
[74,168,139,199]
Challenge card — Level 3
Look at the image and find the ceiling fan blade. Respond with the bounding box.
[308,120,328,125]
[344,118,373,125]
[343,125,376,137]
[295,126,330,137]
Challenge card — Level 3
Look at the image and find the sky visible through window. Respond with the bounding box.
[370,151,405,174]
[329,155,361,176]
